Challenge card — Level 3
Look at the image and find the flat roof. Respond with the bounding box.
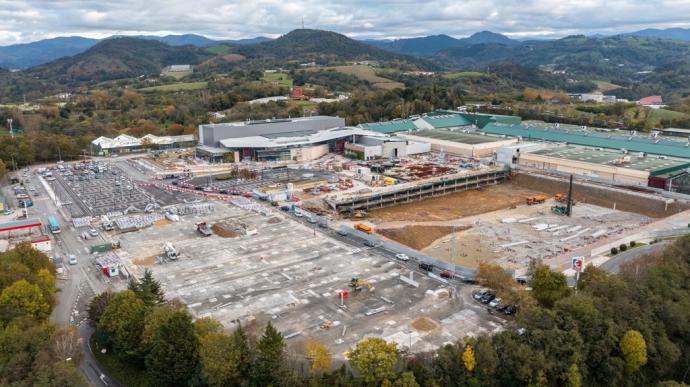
[410,129,506,144]
[481,123,690,159]
[0,218,42,232]
[359,120,417,134]
[531,146,690,172]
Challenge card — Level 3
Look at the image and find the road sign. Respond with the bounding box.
[571,256,585,272]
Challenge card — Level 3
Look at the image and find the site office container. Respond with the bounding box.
[91,243,113,254]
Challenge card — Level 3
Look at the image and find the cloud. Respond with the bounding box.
[0,0,689,45]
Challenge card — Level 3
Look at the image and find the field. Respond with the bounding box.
[139,81,208,92]
[624,107,690,127]
[593,80,621,92]
[160,68,193,80]
[442,71,486,79]
[206,44,232,55]
[327,65,404,89]
[261,72,293,87]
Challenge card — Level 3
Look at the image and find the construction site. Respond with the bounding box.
[114,202,506,357]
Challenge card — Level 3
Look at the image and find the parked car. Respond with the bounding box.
[88,228,99,237]
[16,193,28,199]
[68,255,78,265]
[480,293,496,304]
[395,253,409,261]
[489,298,502,308]
[419,262,434,272]
[473,289,489,300]
[440,270,455,279]
[504,304,518,315]
[3,209,15,215]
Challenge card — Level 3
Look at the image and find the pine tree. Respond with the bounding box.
[251,321,286,386]
[231,323,252,380]
[128,269,165,305]
[145,310,199,386]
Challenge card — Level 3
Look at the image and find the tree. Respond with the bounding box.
[51,325,82,363]
[462,344,476,372]
[394,371,420,387]
[620,330,647,372]
[305,338,332,374]
[0,159,6,180]
[0,279,50,322]
[145,310,200,386]
[128,269,165,305]
[561,363,581,387]
[530,264,571,308]
[198,324,252,387]
[97,290,147,360]
[251,321,287,386]
[349,337,398,384]
[87,291,113,325]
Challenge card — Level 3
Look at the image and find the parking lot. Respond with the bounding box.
[51,161,161,217]
[182,168,337,193]
[113,202,506,356]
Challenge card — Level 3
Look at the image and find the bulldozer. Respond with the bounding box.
[353,210,368,219]
[350,277,374,291]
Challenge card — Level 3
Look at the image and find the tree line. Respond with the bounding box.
[0,243,87,386]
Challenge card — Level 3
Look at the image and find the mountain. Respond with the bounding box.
[27,37,213,82]
[625,28,690,41]
[437,35,690,74]
[463,31,518,45]
[0,36,98,69]
[114,33,219,47]
[236,29,432,67]
[226,36,272,45]
[363,31,519,56]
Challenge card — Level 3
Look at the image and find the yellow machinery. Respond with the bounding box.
[350,277,374,291]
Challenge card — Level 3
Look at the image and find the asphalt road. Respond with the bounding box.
[6,167,115,386]
[599,241,671,274]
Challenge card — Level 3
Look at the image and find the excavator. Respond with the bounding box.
[350,277,374,292]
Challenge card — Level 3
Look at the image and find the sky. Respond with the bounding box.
[1,0,690,45]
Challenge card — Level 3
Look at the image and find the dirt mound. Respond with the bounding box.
[211,223,240,238]
[267,217,282,224]
[411,317,439,332]
[132,255,156,266]
[378,225,470,250]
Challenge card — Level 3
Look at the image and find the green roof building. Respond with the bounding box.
[358,120,417,134]
[481,123,690,159]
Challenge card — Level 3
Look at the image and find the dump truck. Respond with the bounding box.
[354,223,373,234]
[555,194,576,205]
[196,222,212,237]
[526,195,549,205]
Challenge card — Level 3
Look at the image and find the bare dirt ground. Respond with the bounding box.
[368,182,540,223]
[378,225,470,250]
[423,229,498,268]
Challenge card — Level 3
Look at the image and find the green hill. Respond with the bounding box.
[27,37,213,83]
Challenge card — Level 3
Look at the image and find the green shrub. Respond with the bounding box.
[611,247,619,255]
[629,241,636,247]
[619,244,628,252]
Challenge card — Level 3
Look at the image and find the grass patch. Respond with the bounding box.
[139,81,208,92]
[261,72,293,87]
[442,71,486,79]
[324,65,404,89]
[206,44,232,55]
[91,337,149,387]
[294,100,318,109]
[593,80,621,92]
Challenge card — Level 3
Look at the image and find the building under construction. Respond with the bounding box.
[325,167,510,213]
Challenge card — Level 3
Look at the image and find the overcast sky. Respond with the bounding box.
[1,0,690,45]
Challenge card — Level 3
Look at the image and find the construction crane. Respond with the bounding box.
[350,277,374,291]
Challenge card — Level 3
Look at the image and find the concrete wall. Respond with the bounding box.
[290,144,329,162]
[518,153,649,185]
[496,143,546,166]
[514,173,690,218]
[381,141,408,158]
[406,141,432,155]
